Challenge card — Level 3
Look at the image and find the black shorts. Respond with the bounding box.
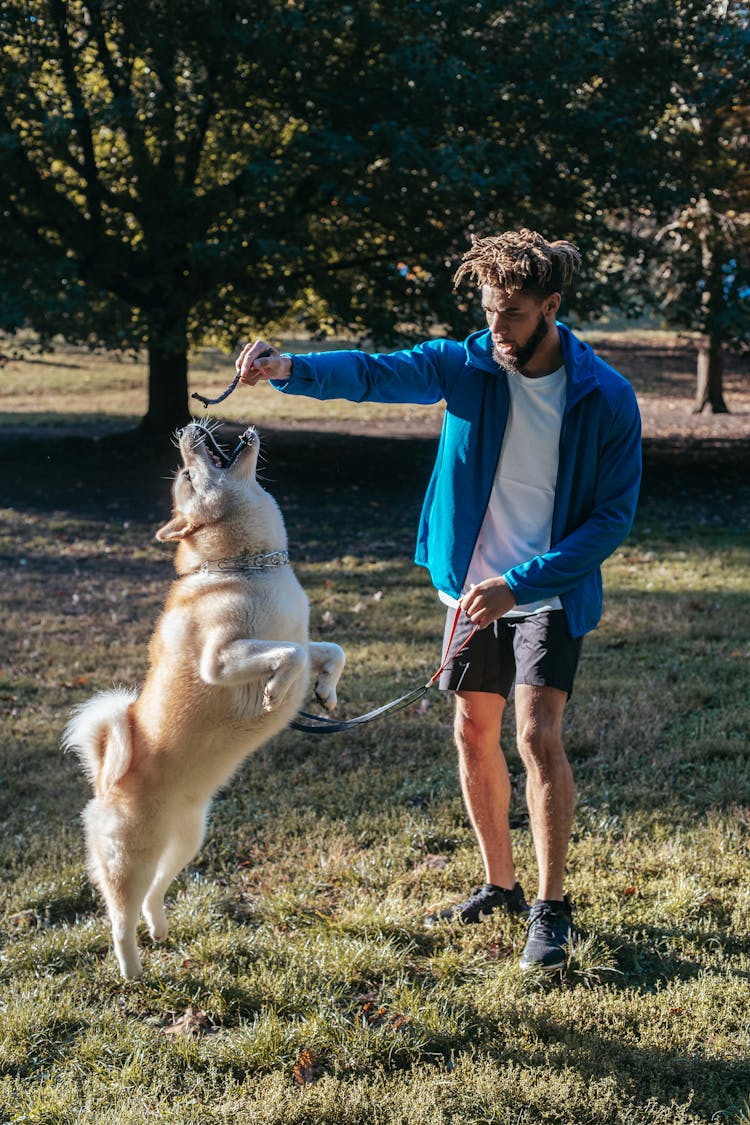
[438,608,582,699]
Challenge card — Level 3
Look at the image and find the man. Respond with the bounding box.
[236,229,642,970]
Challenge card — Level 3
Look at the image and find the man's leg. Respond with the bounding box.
[453,690,516,890]
[513,682,577,969]
[426,614,529,927]
[513,684,573,902]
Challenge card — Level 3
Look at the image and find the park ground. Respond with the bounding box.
[0,330,749,1123]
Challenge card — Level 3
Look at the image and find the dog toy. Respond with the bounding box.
[191,348,273,408]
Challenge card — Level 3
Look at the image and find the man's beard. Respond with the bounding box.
[493,314,549,373]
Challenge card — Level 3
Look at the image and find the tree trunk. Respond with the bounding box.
[693,332,728,414]
[139,326,193,436]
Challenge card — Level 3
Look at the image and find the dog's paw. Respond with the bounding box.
[263,676,287,712]
[314,678,338,712]
[309,643,345,712]
[115,944,144,980]
[263,645,307,711]
[143,901,168,943]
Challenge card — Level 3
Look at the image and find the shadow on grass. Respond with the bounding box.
[4,410,750,510]
[0,417,439,517]
[490,1012,750,1123]
[594,926,750,985]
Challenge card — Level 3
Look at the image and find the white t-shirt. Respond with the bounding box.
[440,364,567,617]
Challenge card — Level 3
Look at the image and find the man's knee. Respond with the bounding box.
[516,714,565,770]
[453,693,503,758]
[514,686,568,770]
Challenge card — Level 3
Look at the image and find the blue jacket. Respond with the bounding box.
[274,322,642,637]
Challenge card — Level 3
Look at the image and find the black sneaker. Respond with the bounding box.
[520,896,575,971]
[425,882,530,927]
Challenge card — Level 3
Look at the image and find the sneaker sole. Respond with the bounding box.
[519,957,566,973]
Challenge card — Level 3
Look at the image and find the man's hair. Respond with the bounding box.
[453,228,581,297]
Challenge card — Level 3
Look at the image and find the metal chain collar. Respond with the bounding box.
[193,550,290,575]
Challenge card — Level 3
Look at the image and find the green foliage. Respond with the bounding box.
[4,0,747,429]
[0,0,512,354]
[630,1,750,345]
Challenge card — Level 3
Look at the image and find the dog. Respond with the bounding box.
[63,422,345,979]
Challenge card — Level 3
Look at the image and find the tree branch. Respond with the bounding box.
[83,0,154,184]
[149,37,178,179]
[182,94,215,190]
[47,0,104,226]
[0,110,91,243]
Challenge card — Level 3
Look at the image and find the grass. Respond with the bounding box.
[1,335,750,1122]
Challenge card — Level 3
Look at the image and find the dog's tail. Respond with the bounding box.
[63,687,138,797]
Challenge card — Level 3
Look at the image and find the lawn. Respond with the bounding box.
[1,333,749,1123]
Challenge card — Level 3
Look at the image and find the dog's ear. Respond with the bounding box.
[155,513,194,542]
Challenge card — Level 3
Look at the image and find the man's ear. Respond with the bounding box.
[545,292,562,318]
[155,513,194,542]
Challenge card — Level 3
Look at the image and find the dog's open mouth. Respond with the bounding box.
[183,424,257,470]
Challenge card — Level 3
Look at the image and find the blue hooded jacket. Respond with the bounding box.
[273,322,642,637]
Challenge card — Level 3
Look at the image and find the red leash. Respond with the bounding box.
[426,604,479,686]
[291,605,479,734]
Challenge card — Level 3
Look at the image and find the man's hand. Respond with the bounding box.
[460,577,516,629]
[236,339,292,386]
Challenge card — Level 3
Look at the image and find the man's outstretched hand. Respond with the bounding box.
[236,339,292,385]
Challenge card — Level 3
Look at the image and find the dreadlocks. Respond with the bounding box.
[453,229,581,297]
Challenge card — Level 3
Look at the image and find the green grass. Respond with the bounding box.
[1,340,750,1122]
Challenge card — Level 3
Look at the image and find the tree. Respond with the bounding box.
[634,0,750,413]
[5,1,740,432]
[0,0,545,434]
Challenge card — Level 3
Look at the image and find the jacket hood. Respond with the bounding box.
[463,322,600,403]
[463,328,501,373]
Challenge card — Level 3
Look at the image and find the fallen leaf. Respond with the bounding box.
[293,1048,317,1087]
[360,1002,389,1026]
[387,1012,411,1030]
[353,990,377,1006]
[160,1007,215,1038]
[9,909,39,930]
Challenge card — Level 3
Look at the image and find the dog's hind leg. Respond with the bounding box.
[308,642,346,711]
[108,872,153,980]
[84,804,157,980]
[142,808,208,943]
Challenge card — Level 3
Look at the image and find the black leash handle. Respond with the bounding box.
[289,682,431,735]
[289,607,476,737]
[191,348,273,408]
